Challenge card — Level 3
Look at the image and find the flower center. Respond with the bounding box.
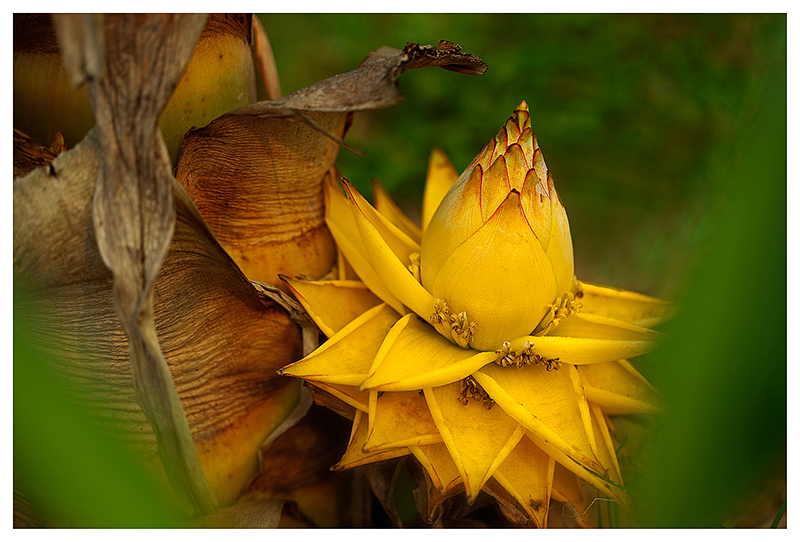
[430,298,476,348]
[494,340,562,371]
[458,376,495,409]
[533,291,582,336]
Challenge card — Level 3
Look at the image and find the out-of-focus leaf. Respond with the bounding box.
[637,21,786,527]
[14,302,187,528]
[174,41,486,287]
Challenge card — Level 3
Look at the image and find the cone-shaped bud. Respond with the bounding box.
[420,102,575,351]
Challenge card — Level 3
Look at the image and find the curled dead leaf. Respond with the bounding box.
[55,13,218,516]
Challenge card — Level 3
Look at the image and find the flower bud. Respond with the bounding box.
[420,101,574,350]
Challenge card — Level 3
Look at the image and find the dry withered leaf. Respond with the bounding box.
[409,460,465,525]
[551,463,594,528]
[174,41,487,288]
[364,457,407,528]
[14,124,305,515]
[481,478,533,526]
[241,404,350,527]
[306,382,360,421]
[52,13,218,516]
[235,39,487,114]
[247,404,347,496]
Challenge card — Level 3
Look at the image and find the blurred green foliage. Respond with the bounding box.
[261,13,787,527]
[14,293,187,527]
[636,19,786,527]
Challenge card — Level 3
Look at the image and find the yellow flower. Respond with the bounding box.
[279,101,674,526]
[420,102,574,350]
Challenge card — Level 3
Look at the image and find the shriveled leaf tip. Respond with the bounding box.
[403,41,488,75]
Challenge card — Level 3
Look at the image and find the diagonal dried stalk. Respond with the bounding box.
[52,13,216,516]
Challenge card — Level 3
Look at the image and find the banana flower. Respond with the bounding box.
[280,101,674,526]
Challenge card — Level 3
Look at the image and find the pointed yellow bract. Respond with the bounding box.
[492,434,555,528]
[282,277,381,338]
[345,181,434,319]
[577,280,676,328]
[365,390,442,451]
[424,382,524,503]
[342,180,420,263]
[279,303,399,385]
[360,315,496,391]
[371,179,423,243]
[506,334,658,366]
[325,179,405,314]
[550,312,661,341]
[473,363,602,475]
[421,148,459,233]
[332,410,410,471]
[578,360,662,415]
[279,102,669,526]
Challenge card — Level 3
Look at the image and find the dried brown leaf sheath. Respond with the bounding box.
[45,13,212,515]
[175,111,343,288]
[14,132,303,511]
[72,14,216,515]
[175,40,487,288]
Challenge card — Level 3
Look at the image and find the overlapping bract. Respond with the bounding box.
[420,103,574,350]
[280,102,671,526]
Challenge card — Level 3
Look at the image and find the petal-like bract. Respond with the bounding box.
[431,191,557,350]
